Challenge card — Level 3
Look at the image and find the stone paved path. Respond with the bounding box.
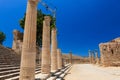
[64,64,120,80]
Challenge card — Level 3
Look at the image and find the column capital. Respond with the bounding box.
[44,16,51,22]
[52,27,57,31]
[29,0,39,5]
[29,0,39,2]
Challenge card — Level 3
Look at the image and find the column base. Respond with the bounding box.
[57,69,61,72]
[35,73,50,80]
[50,70,58,76]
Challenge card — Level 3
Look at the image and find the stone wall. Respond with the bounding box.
[99,38,120,66]
[0,45,20,65]
[12,30,23,55]
[12,29,41,64]
[62,54,89,64]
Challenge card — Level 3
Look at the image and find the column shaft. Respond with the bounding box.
[41,16,51,74]
[19,0,38,80]
[57,49,62,69]
[51,28,58,72]
[70,53,72,64]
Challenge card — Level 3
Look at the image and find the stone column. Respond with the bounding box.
[12,30,23,55]
[63,58,66,66]
[41,16,51,74]
[91,52,95,64]
[67,59,69,64]
[19,0,38,80]
[51,28,58,72]
[69,52,72,64]
[95,51,99,64]
[57,49,62,70]
[62,58,64,67]
[88,50,92,64]
[95,51,98,60]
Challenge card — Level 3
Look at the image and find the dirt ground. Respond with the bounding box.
[64,64,120,80]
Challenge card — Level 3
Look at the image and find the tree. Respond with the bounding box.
[0,31,6,45]
[19,10,55,47]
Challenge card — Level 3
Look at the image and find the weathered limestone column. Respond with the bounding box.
[69,52,72,64]
[51,28,58,72]
[19,0,38,80]
[12,30,18,50]
[67,59,69,64]
[62,58,64,67]
[63,58,67,65]
[88,50,92,64]
[95,51,100,64]
[12,30,23,55]
[57,49,62,69]
[41,16,51,74]
[91,52,95,64]
[95,52,98,58]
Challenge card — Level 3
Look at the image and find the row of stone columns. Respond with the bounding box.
[41,16,63,76]
[88,50,100,64]
[19,0,63,80]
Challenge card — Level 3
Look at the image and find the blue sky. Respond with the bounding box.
[0,0,120,57]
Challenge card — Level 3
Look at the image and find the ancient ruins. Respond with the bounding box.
[0,0,120,80]
[99,37,120,67]
[12,30,23,55]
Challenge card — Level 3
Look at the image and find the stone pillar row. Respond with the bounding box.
[88,50,100,64]
[19,0,63,80]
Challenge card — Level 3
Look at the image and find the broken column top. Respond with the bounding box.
[29,0,39,2]
[44,16,51,21]
[28,0,39,6]
[13,30,23,41]
[52,27,57,32]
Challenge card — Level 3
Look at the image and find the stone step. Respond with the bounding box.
[5,76,19,80]
[0,64,17,68]
[0,67,19,71]
[0,63,41,80]
[54,72,62,77]
[0,65,40,71]
[5,70,41,80]
[56,78,62,80]
[35,70,41,74]
[59,73,66,78]
[64,66,72,74]
[47,76,57,80]
[60,65,72,79]
[46,64,71,80]
[0,63,8,65]
[0,69,19,75]
[55,65,72,80]
[0,72,19,80]
[61,66,69,72]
